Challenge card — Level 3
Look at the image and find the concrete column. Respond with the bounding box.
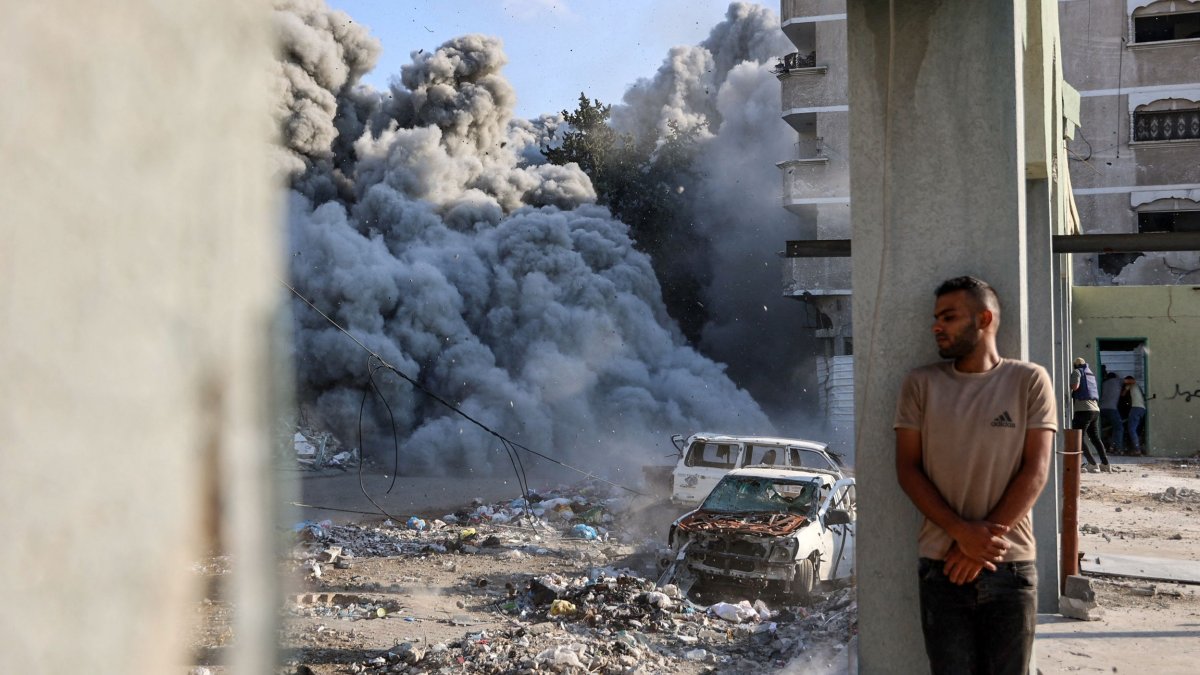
[1027,176,1062,612]
[848,1,1060,671]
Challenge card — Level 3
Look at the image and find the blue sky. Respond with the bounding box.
[326,0,753,119]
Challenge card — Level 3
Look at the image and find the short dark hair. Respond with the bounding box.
[935,276,1001,315]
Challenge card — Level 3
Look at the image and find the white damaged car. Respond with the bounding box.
[669,432,846,506]
[660,466,856,601]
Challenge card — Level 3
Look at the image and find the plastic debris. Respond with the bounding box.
[571,523,599,540]
[549,599,577,616]
[709,600,760,623]
[293,519,333,539]
[406,516,427,531]
[644,591,672,609]
[327,450,353,467]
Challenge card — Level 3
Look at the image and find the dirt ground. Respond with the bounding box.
[1034,456,1200,674]
[189,456,1200,674]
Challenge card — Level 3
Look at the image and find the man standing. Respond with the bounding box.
[1071,358,1110,472]
[894,276,1057,675]
[1123,375,1147,455]
[1099,371,1124,454]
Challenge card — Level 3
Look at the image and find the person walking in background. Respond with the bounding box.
[1071,357,1110,472]
[1123,375,1147,456]
[1099,371,1124,454]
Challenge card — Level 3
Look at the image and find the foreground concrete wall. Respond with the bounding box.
[0,2,282,673]
[1072,285,1200,457]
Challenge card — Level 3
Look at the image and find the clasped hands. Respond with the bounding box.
[943,521,1009,585]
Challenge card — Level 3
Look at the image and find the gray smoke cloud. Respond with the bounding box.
[610,3,821,427]
[271,0,382,176]
[275,0,773,475]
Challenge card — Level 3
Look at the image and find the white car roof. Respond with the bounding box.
[686,433,828,450]
[723,466,834,482]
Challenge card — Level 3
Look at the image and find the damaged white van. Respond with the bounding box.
[669,432,845,506]
[660,466,856,601]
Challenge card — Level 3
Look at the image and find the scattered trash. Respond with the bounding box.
[709,600,761,623]
[294,520,333,540]
[571,523,599,540]
[549,599,577,616]
[273,478,860,674]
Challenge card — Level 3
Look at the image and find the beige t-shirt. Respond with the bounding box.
[894,358,1058,561]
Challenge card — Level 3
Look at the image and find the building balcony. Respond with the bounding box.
[778,155,848,215]
[774,51,817,74]
[781,0,846,47]
[781,0,846,23]
[780,72,844,132]
[783,256,852,297]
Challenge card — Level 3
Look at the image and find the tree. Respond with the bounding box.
[544,95,711,342]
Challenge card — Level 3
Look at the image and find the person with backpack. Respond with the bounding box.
[1070,358,1109,472]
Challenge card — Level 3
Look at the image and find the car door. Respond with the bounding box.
[816,477,856,580]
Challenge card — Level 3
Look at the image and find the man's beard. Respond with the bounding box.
[938,322,979,359]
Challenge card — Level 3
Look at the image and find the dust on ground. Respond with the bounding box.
[1036,456,1200,674]
[192,468,857,674]
[189,456,1200,674]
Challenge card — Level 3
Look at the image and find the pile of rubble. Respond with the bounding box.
[1155,486,1200,505]
[293,429,356,470]
[319,572,856,674]
[291,483,632,574]
[284,482,858,673]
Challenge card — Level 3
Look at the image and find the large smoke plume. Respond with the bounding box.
[273,0,774,475]
[609,3,819,425]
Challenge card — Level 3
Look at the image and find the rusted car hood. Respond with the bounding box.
[677,510,809,537]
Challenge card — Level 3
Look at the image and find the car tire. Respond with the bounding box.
[791,558,814,601]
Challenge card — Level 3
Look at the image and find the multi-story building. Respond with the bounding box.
[1062,0,1200,287]
[1060,0,1200,454]
[775,0,852,438]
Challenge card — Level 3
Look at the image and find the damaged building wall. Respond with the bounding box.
[1061,0,1200,285]
[1072,285,1200,457]
[0,1,283,673]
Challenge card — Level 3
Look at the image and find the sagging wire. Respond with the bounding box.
[351,355,402,524]
[280,278,646,523]
[497,436,534,525]
[364,355,401,494]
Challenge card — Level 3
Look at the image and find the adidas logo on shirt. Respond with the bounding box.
[990,411,1016,428]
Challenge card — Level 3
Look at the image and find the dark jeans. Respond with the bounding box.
[1071,409,1109,466]
[1100,408,1124,450]
[1126,407,1145,453]
[918,558,1037,675]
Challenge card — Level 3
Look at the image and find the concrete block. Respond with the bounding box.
[1059,595,1104,621]
[1063,575,1095,602]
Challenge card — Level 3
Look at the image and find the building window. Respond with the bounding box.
[1133,9,1200,42]
[1139,210,1200,232]
[1133,107,1200,142]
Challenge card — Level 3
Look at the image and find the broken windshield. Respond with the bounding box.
[700,476,820,515]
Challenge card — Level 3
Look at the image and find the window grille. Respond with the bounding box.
[1133,109,1200,142]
